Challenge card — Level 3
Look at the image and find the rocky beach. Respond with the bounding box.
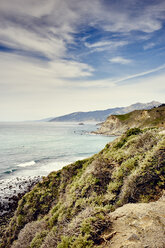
[0,176,41,241]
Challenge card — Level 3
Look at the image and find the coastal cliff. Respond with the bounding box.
[94,104,165,136]
[1,127,165,248]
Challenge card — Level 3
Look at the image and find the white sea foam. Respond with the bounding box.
[39,161,68,172]
[17,161,36,167]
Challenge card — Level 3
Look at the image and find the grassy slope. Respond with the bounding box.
[114,105,165,128]
[1,128,165,248]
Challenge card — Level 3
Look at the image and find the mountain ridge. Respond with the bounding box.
[48,101,161,122]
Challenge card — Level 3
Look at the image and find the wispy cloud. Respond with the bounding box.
[63,64,165,89]
[85,41,125,48]
[109,56,132,64]
[113,64,165,84]
[84,40,128,52]
[0,0,165,120]
[0,52,94,88]
[143,42,155,50]
[1,0,165,59]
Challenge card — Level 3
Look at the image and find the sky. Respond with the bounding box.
[0,0,165,121]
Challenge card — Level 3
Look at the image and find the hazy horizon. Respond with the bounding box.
[0,0,165,121]
[0,100,162,122]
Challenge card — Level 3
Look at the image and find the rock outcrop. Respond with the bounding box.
[94,115,127,135]
[102,194,165,248]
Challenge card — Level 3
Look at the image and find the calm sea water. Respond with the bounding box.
[0,122,114,179]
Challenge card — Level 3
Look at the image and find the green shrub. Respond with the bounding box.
[30,230,48,248]
[126,128,142,137]
[72,234,93,248]
[57,236,74,248]
[121,157,138,174]
[115,137,127,148]
[107,181,122,192]
[17,214,24,227]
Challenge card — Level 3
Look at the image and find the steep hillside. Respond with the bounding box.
[49,101,160,122]
[94,104,165,135]
[1,128,165,248]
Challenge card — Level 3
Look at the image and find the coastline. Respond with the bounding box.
[91,130,121,137]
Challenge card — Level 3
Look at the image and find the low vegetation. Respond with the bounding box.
[1,127,165,248]
[95,104,165,135]
[115,105,165,127]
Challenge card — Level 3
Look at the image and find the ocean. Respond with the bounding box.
[0,122,115,179]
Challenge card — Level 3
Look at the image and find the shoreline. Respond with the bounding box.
[91,130,121,137]
[0,176,41,240]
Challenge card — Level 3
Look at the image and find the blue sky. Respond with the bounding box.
[0,0,165,120]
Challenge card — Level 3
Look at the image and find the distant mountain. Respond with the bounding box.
[37,117,54,122]
[94,104,165,135]
[49,101,161,122]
